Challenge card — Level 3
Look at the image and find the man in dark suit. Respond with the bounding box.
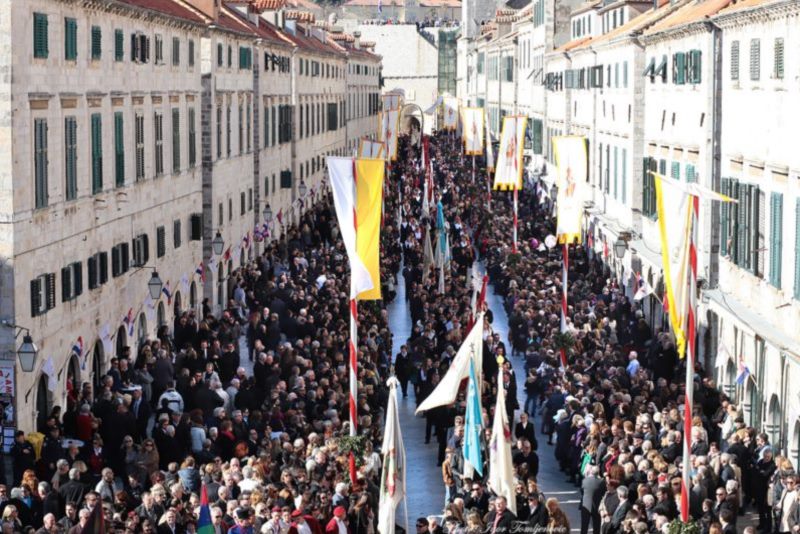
[514,412,538,451]
[580,466,604,534]
[58,469,87,509]
[608,486,632,533]
[130,387,151,440]
[38,482,62,521]
[485,496,516,533]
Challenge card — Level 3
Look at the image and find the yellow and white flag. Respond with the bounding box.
[493,116,527,191]
[461,108,485,155]
[380,109,400,162]
[358,138,385,159]
[442,97,459,131]
[488,361,517,515]
[654,172,735,358]
[378,376,407,534]
[327,157,385,300]
[553,136,587,244]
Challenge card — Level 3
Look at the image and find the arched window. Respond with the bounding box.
[173,291,182,317]
[190,282,197,311]
[116,325,127,359]
[36,374,51,433]
[157,301,166,328]
[137,313,148,346]
[92,342,104,395]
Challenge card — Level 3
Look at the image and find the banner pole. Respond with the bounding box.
[472,155,476,184]
[349,160,359,485]
[680,195,700,522]
[560,243,569,368]
[512,187,518,254]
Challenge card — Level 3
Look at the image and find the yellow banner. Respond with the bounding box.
[461,108,485,156]
[442,97,459,131]
[553,136,587,244]
[356,158,385,300]
[493,116,526,191]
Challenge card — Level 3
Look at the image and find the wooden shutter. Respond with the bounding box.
[61,266,71,302]
[673,53,686,85]
[642,157,651,216]
[88,255,98,289]
[720,178,730,256]
[115,112,124,186]
[731,40,739,81]
[157,226,166,258]
[689,50,702,84]
[73,262,82,296]
[172,108,180,172]
[686,164,697,183]
[91,113,103,193]
[91,26,101,59]
[671,161,680,180]
[65,18,77,60]
[115,29,123,61]
[750,38,760,81]
[30,278,41,317]
[112,245,120,277]
[173,219,182,248]
[769,192,783,287]
[774,37,784,80]
[34,118,48,208]
[99,252,108,284]
[45,273,56,310]
[190,214,202,240]
[121,242,130,273]
[756,189,765,277]
[33,13,49,59]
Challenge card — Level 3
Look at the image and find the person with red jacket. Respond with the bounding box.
[324,506,350,534]
[288,509,323,534]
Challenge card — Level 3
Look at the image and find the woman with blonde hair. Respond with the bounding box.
[464,511,484,534]
[545,498,570,534]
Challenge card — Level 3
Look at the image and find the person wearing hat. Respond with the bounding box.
[288,509,323,534]
[229,507,254,534]
[324,506,349,534]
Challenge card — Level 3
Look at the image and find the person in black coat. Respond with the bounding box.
[514,412,538,451]
[10,432,35,485]
[39,482,62,521]
[394,346,412,398]
[580,467,604,534]
[58,469,87,508]
[485,496,516,533]
[526,491,549,528]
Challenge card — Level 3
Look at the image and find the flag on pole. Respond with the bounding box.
[422,227,435,282]
[442,96,459,130]
[485,117,495,171]
[72,336,85,369]
[464,360,483,476]
[715,340,733,369]
[553,136,587,244]
[488,359,517,515]
[493,116,526,191]
[378,377,407,534]
[633,274,654,301]
[195,262,206,283]
[359,138,386,159]
[197,485,214,534]
[161,281,172,305]
[461,108,485,155]
[416,314,484,414]
[123,308,135,337]
[736,356,751,385]
[380,109,400,161]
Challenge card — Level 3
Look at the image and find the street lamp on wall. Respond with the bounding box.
[263,203,273,222]
[613,231,633,260]
[148,271,163,300]
[1,321,38,373]
[298,181,308,199]
[212,231,225,256]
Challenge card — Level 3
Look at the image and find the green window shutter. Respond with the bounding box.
[685,164,694,183]
[659,159,667,176]
[64,18,77,60]
[769,192,783,288]
[794,199,800,300]
[642,157,651,216]
[34,118,48,209]
[188,40,194,67]
[621,148,627,204]
[774,37,784,80]
[172,108,180,172]
[155,112,163,175]
[673,53,686,85]
[33,13,49,59]
[91,26,101,60]
[135,114,145,181]
[91,113,103,194]
[720,178,730,256]
[671,161,680,180]
[172,37,180,66]
[65,116,77,200]
[750,38,761,81]
[114,29,123,61]
[114,112,124,187]
[689,50,702,84]
[613,147,618,199]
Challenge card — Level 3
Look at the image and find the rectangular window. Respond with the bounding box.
[61,262,82,302]
[114,29,123,61]
[155,34,163,64]
[190,214,202,241]
[111,242,130,277]
[65,116,77,200]
[172,37,180,66]
[673,52,687,85]
[246,103,251,152]
[135,114,145,181]
[642,157,658,219]
[34,118,48,209]
[774,37,784,80]
[91,113,103,194]
[172,108,180,172]
[769,192,783,288]
[217,43,223,66]
[131,32,149,63]
[188,39,194,67]
[64,18,77,60]
[114,112,124,187]
[226,106,231,156]
[750,38,761,81]
[613,147,618,199]
[216,106,222,159]
[30,273,55,317]
[688,50,702,84]
[154,112,164,175]
[621,148,627,204]
[671,161,680,180]
[87,252,108,290]
[240,192,246,216]
[33,13,49,59]
[173,219,182,249]
[264,105,270,147]
[91,25,101,60]
[238,105,243,155]
[188,107,196,167]
[131,234,149,268]
[731,40,740,81]
[156,226,166,258]
[239,46,252,69]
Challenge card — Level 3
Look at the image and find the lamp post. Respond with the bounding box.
[263,204,273,223]
[298,181,308,199]
[148,271,163,300]
[0,321,38,373]
[613,237,628,259]
[212,231,225,256]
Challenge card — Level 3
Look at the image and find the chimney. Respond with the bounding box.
[353,30,361,49]
[185,0,221,22]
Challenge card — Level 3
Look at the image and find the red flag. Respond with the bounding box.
[222,246,232,263]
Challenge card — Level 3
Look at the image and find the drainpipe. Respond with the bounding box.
[290,45,299,215]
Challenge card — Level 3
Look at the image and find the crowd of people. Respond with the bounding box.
[392,131,787,534]
[5,166,404,533]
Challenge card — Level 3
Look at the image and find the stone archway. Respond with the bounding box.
[66,353,81,406]
[190,281,197,311]
[116,325,127,359]
[765,394,782,448]
[173,291,182,317]
[92,341,104,395]
[137,313,147,346]
[36,374,51,432]
[791,419,800,470]
[157,301,165,328]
